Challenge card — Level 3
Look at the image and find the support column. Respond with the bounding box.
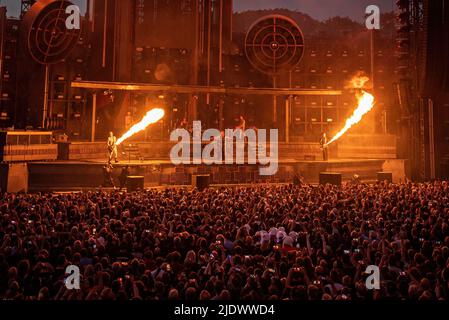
[285,97,290,143]
[189,0,201,121]
[273,76,277,123]
[428,99,435,179]
[42,65,49,129]
[219,98,224,131]
[91,92,97,142]
[219,0,223,72]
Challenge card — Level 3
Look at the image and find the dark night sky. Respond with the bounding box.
[1,0,395,21]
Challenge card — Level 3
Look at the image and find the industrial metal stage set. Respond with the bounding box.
[1,0,448,192]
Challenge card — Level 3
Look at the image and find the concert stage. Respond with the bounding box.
[18,158,407,192]
[0,134,407,192]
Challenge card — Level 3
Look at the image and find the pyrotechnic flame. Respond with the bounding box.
[326,76,375,146]
[116,108,165,146]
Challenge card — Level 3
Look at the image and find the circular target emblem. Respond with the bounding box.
[23,0,81,64]
[245,15,305,75]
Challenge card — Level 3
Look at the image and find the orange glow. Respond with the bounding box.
[326,76,375,146]
[348,75,370,89]
[116,108,165,146]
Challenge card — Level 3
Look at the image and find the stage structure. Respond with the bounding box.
[0,0,85,133]
[244,15,305,76]
[244,15,305,128]
[75,5,344,143]
[0,0,400,145]
[0,0,412,191]
[21,0,82,129]
[1,0,401,141]
[71,80,342,143]
[395,0,449,180]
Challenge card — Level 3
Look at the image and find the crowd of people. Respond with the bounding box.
[1,181,449,300]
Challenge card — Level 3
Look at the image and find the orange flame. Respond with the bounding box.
[326,76,375,146]
[116,108,165,145]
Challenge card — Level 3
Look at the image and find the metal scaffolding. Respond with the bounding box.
[21,0,36,17]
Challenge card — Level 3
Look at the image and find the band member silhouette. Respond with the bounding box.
[320,132,329,161]
[102,163,115,188]
[119,166,130,191]
[108,131,118,163]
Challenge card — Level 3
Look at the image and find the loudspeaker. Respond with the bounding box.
[192,174,210,191]
[127,176,144,192]
[57,142,71,161]
[377,172,393,182]
[319,172,342,186]
[134,0,197,50]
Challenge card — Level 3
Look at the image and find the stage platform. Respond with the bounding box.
[18,158,408,192]
[1,134,406,192]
